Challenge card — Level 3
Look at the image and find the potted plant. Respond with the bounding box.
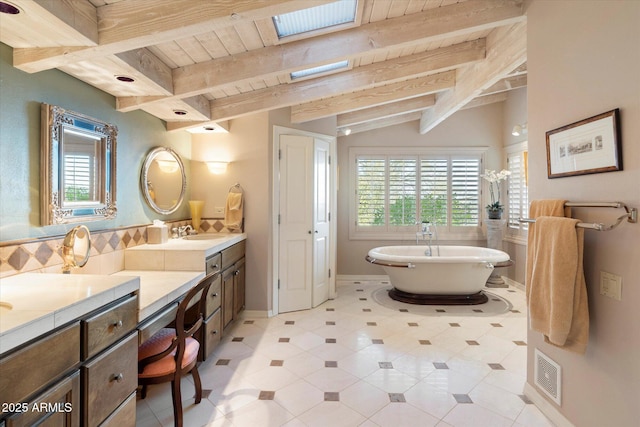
[481,169,511,219]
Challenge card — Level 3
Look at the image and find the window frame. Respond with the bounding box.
[505,141,529,243]
[349,146,487,241]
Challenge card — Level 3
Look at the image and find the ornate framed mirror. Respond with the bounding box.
[140,147,186,215]
[41,103,117,225]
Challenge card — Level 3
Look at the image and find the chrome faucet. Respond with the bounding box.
[416,221,439,256]
[178,225,193,237]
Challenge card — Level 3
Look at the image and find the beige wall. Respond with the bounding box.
[527,1,639,425]
[336,103,505,276]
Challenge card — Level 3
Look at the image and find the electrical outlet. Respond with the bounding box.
[214,206,224,215]
[600,271,622,300]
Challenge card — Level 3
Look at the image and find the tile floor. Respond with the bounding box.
[136,280,555,427]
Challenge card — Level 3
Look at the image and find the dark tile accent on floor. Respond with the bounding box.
[513,340,527,346]
[232,337,244,342]
[519,394,533,404]
[419,340,432,345]
[284,321,295,325]
[243,320,254,324]
[488,363,505,370]
[278,337,290,343]
[259,391,275,400]
[356,288,363,291]
[216,359,231,366]
[382,281,390,284]
[473,309,484,313]
[389,393,406,403]
[453,394,473,404]
[359,298,367,301]
[372,339,384,344]
[354,282,361,284]
[491,323,503,327]
[324,392,340,401]
[511,309,521,313]
[326,308,335,311]
[436,309,446,313]
[433,362,449,369]
[408,322,418,327]
[362,308,372,312]
[367,322,377,326]
[326,321,336,325]
[202,389,212,399]
[492,298,501,302]
[325,361,338,368]
[326,338,337,343]
[399,308,409,313]
[449,323,461,327]
[270,360,284,367]
[466,340,480,346]
[378,362,393,369]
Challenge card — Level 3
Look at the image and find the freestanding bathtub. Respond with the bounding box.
[366,245,510,305]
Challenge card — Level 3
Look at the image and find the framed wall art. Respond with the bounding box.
[546,108,621,179]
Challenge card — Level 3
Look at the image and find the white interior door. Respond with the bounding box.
[313,139,330,307]
[278,134,313,313]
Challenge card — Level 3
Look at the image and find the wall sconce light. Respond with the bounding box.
[343,128,352,136]
[206,161,228,174]
[156,159,179,173]
[512,122,528,136]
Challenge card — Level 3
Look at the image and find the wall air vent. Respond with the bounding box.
[534,349,562,405]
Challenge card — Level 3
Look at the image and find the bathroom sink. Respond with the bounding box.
[182,234,226,241]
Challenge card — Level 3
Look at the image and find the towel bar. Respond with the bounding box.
[519,201,637,231]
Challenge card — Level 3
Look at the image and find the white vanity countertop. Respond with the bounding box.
[111,270,205,322]
[127,233,246,257]
[0,273,139,355]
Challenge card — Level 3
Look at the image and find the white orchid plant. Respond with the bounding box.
[481,169,511,211]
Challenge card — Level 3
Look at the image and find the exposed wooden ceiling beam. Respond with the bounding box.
[480,74,527,96]
[13,0,323,73]
[292,72,453,123]
[344,112,423,135]
[419,21,527,134]
[461,92,509,110]
[337,95,436,127]
[165,38,484,129]
[120,0,523,111]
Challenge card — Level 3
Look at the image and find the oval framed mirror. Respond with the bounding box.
[140,147,186,215]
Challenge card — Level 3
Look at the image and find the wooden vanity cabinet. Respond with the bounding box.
[0,293,137,427]
[80,295,138,427]
[222,256,246,331]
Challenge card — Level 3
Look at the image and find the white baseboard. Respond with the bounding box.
[523,382,574,427]
[242,309,273,318]
[502,275,525,291]
[336,274,390,282]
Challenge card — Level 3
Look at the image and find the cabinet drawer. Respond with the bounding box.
[98,391,136,427]
[5,371,80,427]
[204,274,222,318]
[0,322,79,405]
[137,302,178,345]
[82,333,137,427]
[206,253,221,275]
[221,240,245,270]
[201,308,222,361]
[82,295,138,360]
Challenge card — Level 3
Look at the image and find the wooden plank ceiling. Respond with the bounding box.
[0,0,527,135]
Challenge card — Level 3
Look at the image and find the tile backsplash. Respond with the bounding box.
[0,219,239,278]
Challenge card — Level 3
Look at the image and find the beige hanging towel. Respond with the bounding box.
[525,200,589,353]
[224,192,243,231]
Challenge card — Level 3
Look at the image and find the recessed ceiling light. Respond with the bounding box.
[173,110,188,116]
[115,75,135,83]
[0,2,20,14]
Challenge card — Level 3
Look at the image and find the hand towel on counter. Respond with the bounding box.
[224,192,244,231]
[525,200,589,354]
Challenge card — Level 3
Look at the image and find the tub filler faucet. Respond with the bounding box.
[416,221,440,256]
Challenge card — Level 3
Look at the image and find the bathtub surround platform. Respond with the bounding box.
[388,288,489,305]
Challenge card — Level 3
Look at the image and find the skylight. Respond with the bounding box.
[273,0,357,38]
[290,60,349,80]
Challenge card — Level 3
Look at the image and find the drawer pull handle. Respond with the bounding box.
[111,373,124,383]
[234,270,239,276]
[113,320,123,329]
[211,330,218,335]
[211,293,219,298]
